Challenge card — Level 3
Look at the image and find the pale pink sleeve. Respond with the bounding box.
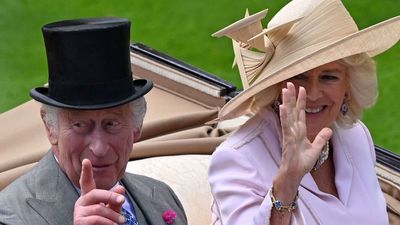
[358,121,376,164]
[357,121,388,223]
[209,146,306,225]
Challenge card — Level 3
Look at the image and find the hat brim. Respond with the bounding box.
[30,79,153,110]
[219,16,400,120]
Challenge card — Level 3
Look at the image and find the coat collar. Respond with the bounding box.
[122,173,187,225]
[299,124,355,206]
[121,175,182,225]
[26,151,78,225]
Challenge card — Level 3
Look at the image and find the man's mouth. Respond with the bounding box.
[92,164,112,169]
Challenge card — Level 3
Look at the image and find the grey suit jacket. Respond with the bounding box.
[0,151,187,225]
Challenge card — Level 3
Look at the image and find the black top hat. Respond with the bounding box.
[30,17,153,109]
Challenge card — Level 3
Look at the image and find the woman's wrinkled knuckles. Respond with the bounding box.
[318,128,333,140]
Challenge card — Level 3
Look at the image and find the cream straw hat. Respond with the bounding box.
[213,0,399,120]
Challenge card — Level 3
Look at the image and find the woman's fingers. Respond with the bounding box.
[281,83,307,139]
[281,86,294,126]
[296,86,307,139]
[287,82,297,113]
[296,86,306,116]
[280,105,293,141]
[312,128,333,156]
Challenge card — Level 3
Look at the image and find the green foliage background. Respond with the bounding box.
[0,0,399,152]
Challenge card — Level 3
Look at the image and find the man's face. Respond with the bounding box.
[48,104,139,190]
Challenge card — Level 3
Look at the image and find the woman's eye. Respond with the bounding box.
[321,74,339,81]
[292,74,307,80]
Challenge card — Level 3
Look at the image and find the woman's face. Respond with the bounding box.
[287,61,349,141]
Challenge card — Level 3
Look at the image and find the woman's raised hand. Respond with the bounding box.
[274,82,332,193]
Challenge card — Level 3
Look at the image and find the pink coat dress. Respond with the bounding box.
[209,107,388,225]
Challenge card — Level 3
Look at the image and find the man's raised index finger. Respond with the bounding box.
[79,158,96,195]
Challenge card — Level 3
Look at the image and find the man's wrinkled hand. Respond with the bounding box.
[73,159,126,225]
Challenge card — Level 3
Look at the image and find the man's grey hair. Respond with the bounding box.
[41,97,147,133]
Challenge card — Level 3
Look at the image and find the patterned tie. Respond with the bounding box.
[122,207,139,225]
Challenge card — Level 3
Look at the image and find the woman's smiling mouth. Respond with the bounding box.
[305,106,325,114]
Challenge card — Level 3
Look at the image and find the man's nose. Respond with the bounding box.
[88,129,110,157]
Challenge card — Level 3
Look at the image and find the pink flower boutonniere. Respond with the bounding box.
[162,209,177,224]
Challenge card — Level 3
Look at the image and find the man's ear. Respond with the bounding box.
[133,125,143,142]
[40,109,58,145]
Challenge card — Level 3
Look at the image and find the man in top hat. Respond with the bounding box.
[0,17,187,225]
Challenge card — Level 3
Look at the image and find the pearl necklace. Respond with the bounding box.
[312,141,330,171]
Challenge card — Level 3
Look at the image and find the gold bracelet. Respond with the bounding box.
[269,186,299,213]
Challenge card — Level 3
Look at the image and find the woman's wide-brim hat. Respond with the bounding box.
[30,17,153,110]
[213,0,400,120]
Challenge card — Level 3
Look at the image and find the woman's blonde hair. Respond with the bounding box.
[337,53,377,127]
[252,53,377,127]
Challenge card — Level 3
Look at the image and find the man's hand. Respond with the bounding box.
[73,159,126,225]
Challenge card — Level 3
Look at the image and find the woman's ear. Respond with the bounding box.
[40,109,58,145]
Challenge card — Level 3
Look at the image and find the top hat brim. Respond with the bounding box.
[30,79,153,110]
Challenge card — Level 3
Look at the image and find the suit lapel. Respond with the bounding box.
[122,175,163,225]
[124,185,148,225]
[26,152,78,225]
[121,174,187,225]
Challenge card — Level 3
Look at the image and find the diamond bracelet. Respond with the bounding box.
[269,186,299,213]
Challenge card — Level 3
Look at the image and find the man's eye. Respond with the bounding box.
[73,122,83,128]
[108,121,119,126]
[105,121,122,133]
[72,122,88,130]
[106,121,122,129]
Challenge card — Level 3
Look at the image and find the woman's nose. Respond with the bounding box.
[305,82,322,101]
